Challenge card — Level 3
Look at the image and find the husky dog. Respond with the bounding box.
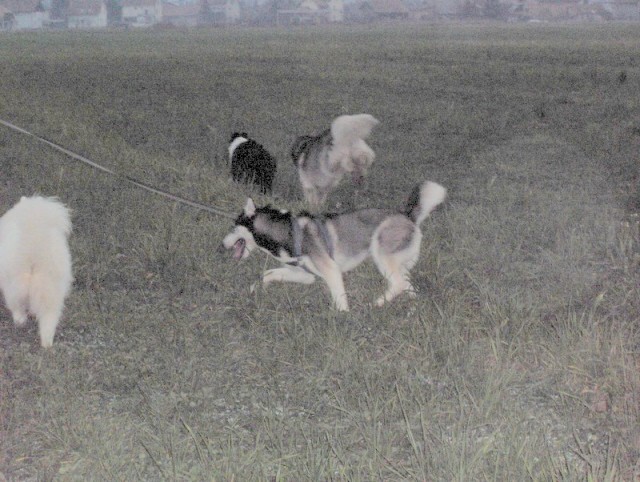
[222,181,446,311]
[0,196,73,347]
[291,114,379,206]
[228,132,277,194]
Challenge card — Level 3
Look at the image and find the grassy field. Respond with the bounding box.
[0,23,639,480]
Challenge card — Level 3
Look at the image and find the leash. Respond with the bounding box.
[0,118,236,220]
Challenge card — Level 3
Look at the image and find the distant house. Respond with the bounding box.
[508,0,624,22]
[432,0,462,18]
[122,0,162,27]
[326,0,344,21]
[0,0,49,30]
[276,0,344,24]
[353,0,409,21]
[0,5,11,30]
[408,3,437,20]
[202,0,241,24]
[594,0,640,20]
[161,0,240,25]
[162,1,200,25]
[517,0,580,20]
[508,0,638,21]
[67,0,108,28]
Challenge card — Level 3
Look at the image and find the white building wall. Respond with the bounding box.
[68,4,108,28]
[14,11,49,30]
[122,1,163,26]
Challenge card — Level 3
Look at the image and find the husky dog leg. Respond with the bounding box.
[261,263,349,311]
[372,181,446,307]
[265,256,349,311]
[301,254,349,311]
[323,268,349,312]
[318,262,349,311]
[302,186,326,207]
[371,218,422,306]
[372,254,418,307]
[262,265,316,286]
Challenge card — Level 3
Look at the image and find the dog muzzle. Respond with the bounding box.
[232,238,246,260]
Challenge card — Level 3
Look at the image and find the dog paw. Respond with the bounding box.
[12,311,28,326]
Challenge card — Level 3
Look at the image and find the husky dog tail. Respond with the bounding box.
[331,114,379,146]
[405,181,447,226]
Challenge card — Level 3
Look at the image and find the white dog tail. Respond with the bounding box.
[331,114,379,146]
[405,181,446,226]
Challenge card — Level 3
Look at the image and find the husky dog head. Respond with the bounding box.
[334,139,375,186]
[222,198,258,260]
[222,199,295,261]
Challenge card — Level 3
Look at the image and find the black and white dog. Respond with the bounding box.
[228,132,277,195]
[222,181,446,311]
[291,114,379,206]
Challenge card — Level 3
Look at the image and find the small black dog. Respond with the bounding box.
[228,133,277,194]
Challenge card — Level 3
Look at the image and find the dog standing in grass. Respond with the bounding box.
[228,132,277,194]
[291,114,379,206]
[222,180,446,311]
[0,196,73,347]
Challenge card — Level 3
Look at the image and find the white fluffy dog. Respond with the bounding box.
[0,196,73,347]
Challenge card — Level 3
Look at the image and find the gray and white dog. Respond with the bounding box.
[291,114,379,206]
[222,181,446,311]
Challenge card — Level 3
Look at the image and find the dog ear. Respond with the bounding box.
[243,198,256,217]
[291,136,312,164]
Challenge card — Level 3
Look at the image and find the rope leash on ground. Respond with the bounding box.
[0,118,236,220]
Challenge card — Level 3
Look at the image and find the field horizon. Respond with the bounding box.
[1,23,639,480]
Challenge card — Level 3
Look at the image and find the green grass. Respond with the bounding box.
[1,23,639,480]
